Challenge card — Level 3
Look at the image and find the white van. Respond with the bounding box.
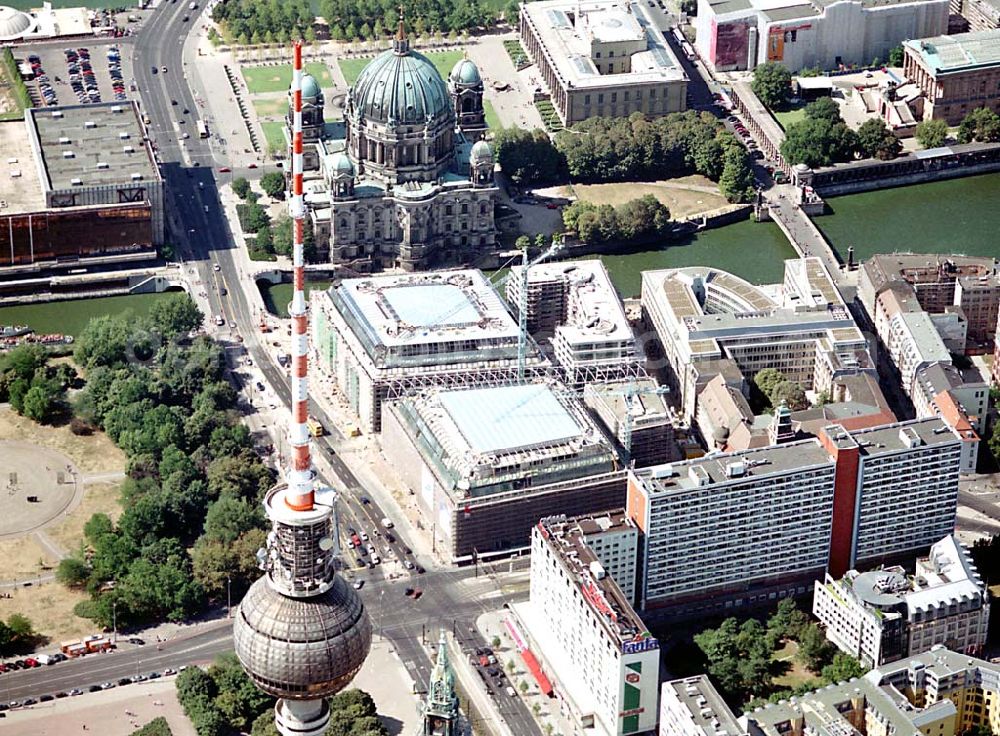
[505,686,516,697]
[370,554,380,565]
[381,517,394,529]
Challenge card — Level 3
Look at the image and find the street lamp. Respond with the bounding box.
[227,577,232,619]
[112,601,117,645]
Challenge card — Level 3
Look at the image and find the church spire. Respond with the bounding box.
[421,631,458,735]
[393,5,410,55]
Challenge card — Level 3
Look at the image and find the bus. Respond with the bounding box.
[306,417,324,437]
[196,120,209,139]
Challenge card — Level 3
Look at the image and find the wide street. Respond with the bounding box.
[1,3,545,733]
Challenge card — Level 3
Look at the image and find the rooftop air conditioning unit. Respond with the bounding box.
[84,121,96,129]
[123,145,134,153]
[119,132,129,139]
[96,162,109,169]
[725,461,746,478]
[131,173,143,180]
[9,170,20,178]
[58,136,70,144]
[111,105,122,113]
[70,177,82,185]
[51,110,63,118]
[62,151,74,158]
[6,157,15,164]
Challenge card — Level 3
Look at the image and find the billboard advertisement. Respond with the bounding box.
[714,20,751,70]
[768,24,811,62]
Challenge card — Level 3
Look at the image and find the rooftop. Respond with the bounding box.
[664,676,746,736]
[0,120,43,214]
[895,311,952,365]
[328,270,524,366]
[848,416,960,456]
[905,29,1000,74]
[583,378,671,431]
[438,383,583,454]
[521,0,686,90]
[537,512,652,647]
[864,253,998,293]
[28,102,158,191]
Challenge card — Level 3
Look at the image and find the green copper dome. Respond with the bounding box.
[331,151,354,176]
[470,140,493,163]
[450,58,481,86]
[300,73,321,100]
[351,47,452,126]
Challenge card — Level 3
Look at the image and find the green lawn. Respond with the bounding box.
[260,281,332,318]
[338,50,465,86]
[484,100,500,131]
[0,292,184,339]
[242,62,332,94]
[252,96,288,119]
[261,121,287,153]
[773,105,807,131]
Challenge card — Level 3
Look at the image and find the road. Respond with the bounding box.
[127,7,544,734]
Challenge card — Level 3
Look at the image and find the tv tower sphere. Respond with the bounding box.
[233,40,371,736]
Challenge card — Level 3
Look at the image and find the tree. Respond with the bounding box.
[751,62,792,110]
[959,107,1000,143]
[768,597,809,642]
[804,97,842,125]
[252,712,280,736]
[232,177,251,200]
[132,717,174,736]
[770,380,809,411]
[719,144,756,203]
[20,383,58,422]
[493,127,564,185]
[57,557,91,588]
[695,618,774,701]
[821,652,865,683]
[149,293,203,339]
[753,368,786,401]
[514,235,531,250]
[192,529,266,598]
[260,172,286,199]
[856,118,901,160]
[887,45,904,66]
[781,117,857,168]
[797,623,834,672]
[915,119,949,149]
[246,203,271,233]
[203,497,265,543]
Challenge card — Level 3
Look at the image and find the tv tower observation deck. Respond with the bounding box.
[233,41,372,736]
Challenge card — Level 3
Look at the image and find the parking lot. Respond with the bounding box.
[14,39,135,110]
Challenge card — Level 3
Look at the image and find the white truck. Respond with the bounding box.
[188,2,197,9]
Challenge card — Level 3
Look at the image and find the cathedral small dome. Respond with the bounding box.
[331,151,354,176]
[300,73,321,100]
[450,58,481,86]
[470,140,493,163]
[351,47,452,126]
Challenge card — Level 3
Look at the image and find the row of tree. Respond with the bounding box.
[51,295,277,628]
[211,0,316,46]
[0,343,76,423]
[781,97,901,168]
[562,195,673,245]
[176,656,387,736]
[694,598,864,707]
[494,112,757,203]
[751,367,809,412]
[318,0,515,41]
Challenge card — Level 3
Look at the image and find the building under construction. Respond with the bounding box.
[381,380,626,562]
[506,260,642,385]
[584,378,681,468]
[313,270,549,432]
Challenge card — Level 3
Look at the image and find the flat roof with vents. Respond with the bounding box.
[0,118,43,213]
[27,100,158,191]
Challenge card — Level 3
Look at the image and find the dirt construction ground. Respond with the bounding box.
[0,441,80,538]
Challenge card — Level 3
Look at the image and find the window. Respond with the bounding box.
[595,51,601,58]
[611,92,617,103]
[585,94,591,104]
[624,91,630,101]
[609,50,615,58]
[598,93,604,104]
[608,63,614,73]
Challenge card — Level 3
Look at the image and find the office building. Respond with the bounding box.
[518,512,659,736]
[813,535,990,667]
[0,101,163,272]
[627,418,962,617]
[584,378,681,468]
[695,0,947,74]
[660,676,747,736]
[641,259,873,423]
[381,381,624,562]
[312,270,547,432]
[507,260,642,385]
[904,30,1000,124]
[519,0,688,127]
[960,0,1000,31]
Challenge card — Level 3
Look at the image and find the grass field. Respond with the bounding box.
[252,96,288,118]
[338,50,465,86]
[242,62,332,94]
[261,121,287,153]
[773,104,807,130]
[0,291,184,339]
[260,280,332,318]
[0,581,93,644]
[771,640,818,689]
[0,406,125,477]
[484,100,500,131]
[48,482,122,554]
[558,175,728,219]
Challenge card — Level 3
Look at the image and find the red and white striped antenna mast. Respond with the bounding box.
[286,40,314,512]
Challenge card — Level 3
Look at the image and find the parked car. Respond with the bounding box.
[352,580,364,590]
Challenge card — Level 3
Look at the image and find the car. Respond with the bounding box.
[182,108,189,114]
[404,560,414,570]
[179,665,189,672]
[244,357,252,366]
[248,163,258,169]
[69,688,83,696]
[356,557,365,567]
[87,684,102,692]
[415,565,425,574]
[360,496,371,505]
[56,691,70,698]
[488,655,497,664]
[229,321,236,329]
[102,681,116,689]
[219,167,231,173]
[7,701,19,708]
[151,66,157,74]
[370,554,380,565]
[360,531,369,541]
[164,668,177,676]
[212,263,221,272]
[385,533,395,543]
[148,672,161,680]
[412,588,422,600]
[22,697,36,706]
[181,14,189,20]
[381,517,394,529]
[131,675,147,683]
[367,543,377,555]
[405,587,415,596]
[506,686,516,697]
[478,654,489,667]
[0,703,8,712]
[255,381,265,392]
[39,694,54,702]
[161,66,168,73]
[352,580,364,589]
[118,678,131,686]
[219,287,227,296]
[129,637,145,645]
[171,99,177,105]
